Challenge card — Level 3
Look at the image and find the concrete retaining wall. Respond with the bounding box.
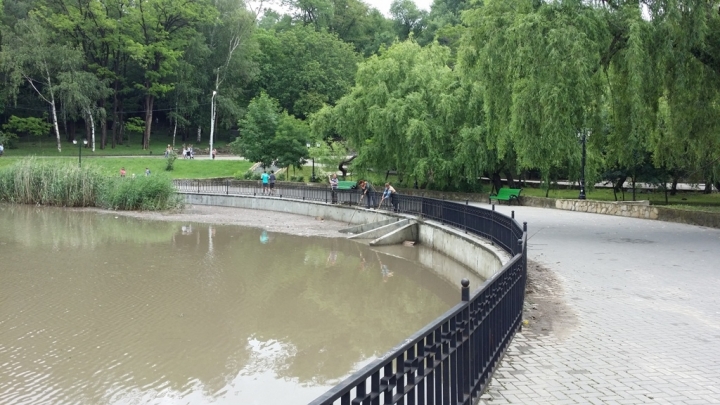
[523,197,660,220]
[181,193,506,283]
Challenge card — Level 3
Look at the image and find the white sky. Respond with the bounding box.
[363,0,433,16]
[254,0,432,18]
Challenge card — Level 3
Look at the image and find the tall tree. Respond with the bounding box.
[1,13,83,152]
[313,41,463,188]
[124,0,215,149]
[251,25,360,118]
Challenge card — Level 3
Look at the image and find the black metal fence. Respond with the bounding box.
[174,179,528,405]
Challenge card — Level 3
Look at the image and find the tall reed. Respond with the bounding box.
[0,158,181,210]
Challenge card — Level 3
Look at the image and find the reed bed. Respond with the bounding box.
[0,158,181,210]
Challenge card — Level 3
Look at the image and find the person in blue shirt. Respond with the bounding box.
[379,183,398,212]
[261,171,270,194]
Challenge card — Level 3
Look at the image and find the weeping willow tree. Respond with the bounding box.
[459,0,609,192]
[647,0,720,193]
[312,41,467,189]
[459,0,720,197]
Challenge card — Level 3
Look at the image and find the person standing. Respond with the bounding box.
[212,148,217,160]
[329,173,339,203]
[269,170,276,194]
[261,170,270,194]
[145,167,151,176]
[379,183,398,212]
[360,180,375,209]
[120,167,126,177]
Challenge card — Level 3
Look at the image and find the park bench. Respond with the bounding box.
[336,180,357,190]
[489,188,522,205]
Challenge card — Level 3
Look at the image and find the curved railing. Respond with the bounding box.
[174,179,527,405]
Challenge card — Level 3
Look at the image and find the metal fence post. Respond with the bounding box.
[511,210,515,219]
[197,179,200,193]
[461,279,469,302]
[490,204,495,245]
[226,179,229,195]
[464,200,468,233]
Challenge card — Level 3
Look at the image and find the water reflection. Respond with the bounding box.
[0,205,467,404]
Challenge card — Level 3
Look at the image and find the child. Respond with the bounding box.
[145,168,151,176]
[120,167,126,177]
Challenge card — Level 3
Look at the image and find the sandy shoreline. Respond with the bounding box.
[85,204,348,237]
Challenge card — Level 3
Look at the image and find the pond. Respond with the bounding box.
[0,205,473,404]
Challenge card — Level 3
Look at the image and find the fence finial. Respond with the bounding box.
[461,278,470,301]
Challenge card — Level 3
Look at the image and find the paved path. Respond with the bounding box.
[467,203,720,404]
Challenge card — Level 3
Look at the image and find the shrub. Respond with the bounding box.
[0,158,180,211]
[165,151,177,171]
[98,174,182,211]
[0,158,102,206]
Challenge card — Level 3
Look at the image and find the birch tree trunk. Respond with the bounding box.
[172,116,177,148]
[197,126,201,143]
[86,108,96,152]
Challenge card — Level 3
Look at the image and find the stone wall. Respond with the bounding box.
[549,198,658,220]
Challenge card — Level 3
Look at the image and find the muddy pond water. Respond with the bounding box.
[0,205,476,404]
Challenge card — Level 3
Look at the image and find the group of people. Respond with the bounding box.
[359,180,398,212]
[164,144,218,159]
[119,167,151,177]
[261,170,276,194]
[326,173,399,211]
[181,144,194,159]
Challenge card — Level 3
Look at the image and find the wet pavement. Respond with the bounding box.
[471,203,720,404]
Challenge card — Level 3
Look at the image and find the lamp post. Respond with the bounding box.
[579,131,587,200]
[209,90,217,159]
[73,138,88,168]
[311,158,316,182]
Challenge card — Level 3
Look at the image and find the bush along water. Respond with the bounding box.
[0,158,182,210]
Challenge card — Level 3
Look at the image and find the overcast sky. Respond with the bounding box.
[364,0,433,16]
[256,0,433,19]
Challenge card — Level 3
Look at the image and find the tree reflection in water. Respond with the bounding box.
[0,205,463,404]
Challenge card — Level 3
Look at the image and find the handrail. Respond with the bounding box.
[174,179,528,405]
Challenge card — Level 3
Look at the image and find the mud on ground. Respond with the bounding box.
[523,260,578,339]
[87,204,348,238]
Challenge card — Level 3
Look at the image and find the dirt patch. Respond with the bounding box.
[84,204,348,238]
[523,260,578,339]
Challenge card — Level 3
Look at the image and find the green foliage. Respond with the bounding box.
[99,175,181,211]
[125,117,145,135]
[235,170,261,180]
[230,92,281,167]
[2,115,51,138]
[165,151,178,171]
[313,40,463,189]
[0,158,181,210]
[230,92,310,168]
[273,113,310,170]
[252,26,360,118]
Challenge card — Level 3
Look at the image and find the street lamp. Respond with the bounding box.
[578,130,588,200]
[209,90,217,159]
[73,138,88,167]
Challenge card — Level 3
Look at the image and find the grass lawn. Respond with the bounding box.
[520,186,720,208]
[0,157,251,179]
[2,139,230,157]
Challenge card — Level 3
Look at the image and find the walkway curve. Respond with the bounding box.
[473,202,720,405]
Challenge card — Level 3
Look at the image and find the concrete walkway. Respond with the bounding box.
[472,203,720,404]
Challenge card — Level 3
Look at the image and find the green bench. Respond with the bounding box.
[489,188,522,205]
[336,180,357,190]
